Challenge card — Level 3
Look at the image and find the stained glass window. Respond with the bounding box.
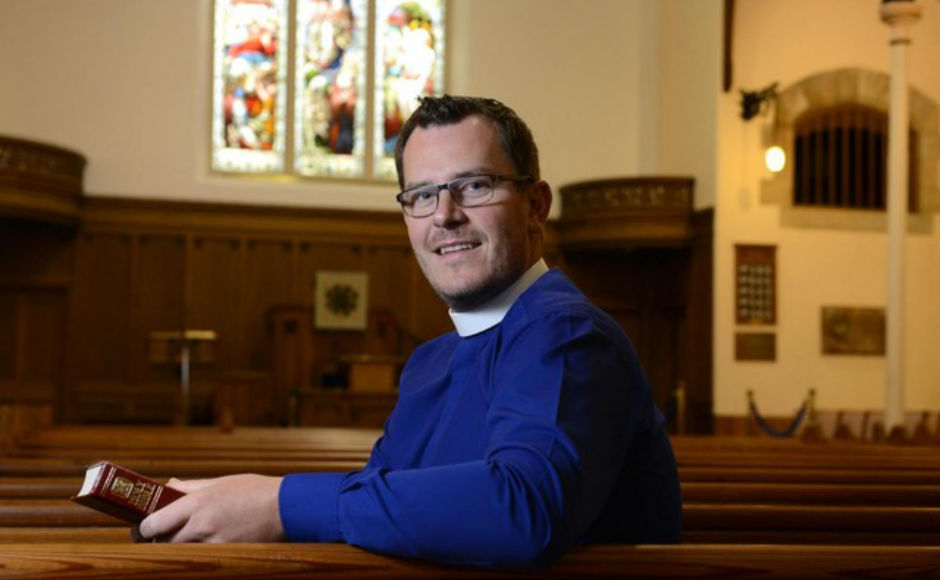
[373,0,445,180]
[212,0,289,173]
[212,0,444,181]
[294,0,369,178]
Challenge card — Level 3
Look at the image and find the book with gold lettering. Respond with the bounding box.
[71,461,185,524]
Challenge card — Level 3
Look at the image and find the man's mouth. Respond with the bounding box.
[435,242,480,255]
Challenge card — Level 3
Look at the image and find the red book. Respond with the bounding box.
[71,461,185,524]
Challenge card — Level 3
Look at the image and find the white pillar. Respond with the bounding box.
[879,0,922,432]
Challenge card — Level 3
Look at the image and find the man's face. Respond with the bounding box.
[401,116,543,311]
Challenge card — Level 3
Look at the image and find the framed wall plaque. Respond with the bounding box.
[314,271,369,330]
[735,332,776,361]
[735,244,776,325]
[821,306,885,355]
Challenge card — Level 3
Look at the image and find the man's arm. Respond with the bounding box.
[280,311,649,567]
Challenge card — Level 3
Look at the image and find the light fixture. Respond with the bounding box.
[740,82,778,121]
[764,145,786,173]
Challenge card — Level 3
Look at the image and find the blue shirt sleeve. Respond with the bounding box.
[279,308,650,567]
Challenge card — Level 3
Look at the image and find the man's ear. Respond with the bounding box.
[527,180,553,230]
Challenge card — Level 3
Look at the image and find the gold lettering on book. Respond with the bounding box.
[109,477,134,499]
[128,482,156,510]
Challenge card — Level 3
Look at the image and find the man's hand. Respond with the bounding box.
[135,474,285,543]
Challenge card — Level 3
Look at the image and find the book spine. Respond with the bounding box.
[75,462,184,523]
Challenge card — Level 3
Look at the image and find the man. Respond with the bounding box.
[138,95,682,566]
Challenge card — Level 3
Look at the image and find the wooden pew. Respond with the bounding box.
[681,481,939,506]
[4,478,938,509]
[1,500,935,546]
[0,543,933,580]
[2,426,937,555]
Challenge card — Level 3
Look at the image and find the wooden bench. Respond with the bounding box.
[3,428,937,546]
[1,500,935,546]
[3,478,937,509]
[0,543,933,580]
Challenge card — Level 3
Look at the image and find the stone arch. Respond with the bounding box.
[761,68,939,231]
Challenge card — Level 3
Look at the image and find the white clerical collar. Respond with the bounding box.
[449,259,549,337]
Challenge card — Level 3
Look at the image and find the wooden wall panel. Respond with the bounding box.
[20,290,67,401]
[364,246,411,313]
[189,237,244,372]
[0,291,15,382]
[243,240,294,370]
[561,248,690,424]
[0,221,73,282]
[133,235,186,383]
[71,233,132,381]
[0,294,61,404]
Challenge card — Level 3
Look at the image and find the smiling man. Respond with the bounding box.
[138,95,681,567]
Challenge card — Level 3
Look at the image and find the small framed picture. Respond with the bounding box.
[314,271,369,330]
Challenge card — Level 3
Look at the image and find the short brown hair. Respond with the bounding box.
[393,95,541,189]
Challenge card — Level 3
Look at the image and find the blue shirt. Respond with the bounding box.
[279,269,681,567]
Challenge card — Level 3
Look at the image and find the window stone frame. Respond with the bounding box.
[760,68,939,233]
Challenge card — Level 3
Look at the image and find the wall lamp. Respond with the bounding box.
[739,82,778,121]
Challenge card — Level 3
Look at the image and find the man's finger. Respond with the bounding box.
[137,496,193,540]
[165,476,221,493]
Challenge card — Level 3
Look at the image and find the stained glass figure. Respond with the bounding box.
[295,0,369,177]
[373,0,445,180]
[212,0,288,173]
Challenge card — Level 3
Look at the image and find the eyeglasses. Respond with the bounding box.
[396,174,532,218]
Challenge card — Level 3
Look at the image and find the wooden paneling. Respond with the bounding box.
[0,290,66,404]
[189,237,244,371]
[562,247,690,426]
[0,291,16,382]
[60,198,453,423]
[70,233,132,382]
[243,240,295,370]
[4,195,713,429]
[134,235,186,383]
[19,291,66,401]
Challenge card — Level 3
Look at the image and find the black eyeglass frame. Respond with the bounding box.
[395,174,532,217]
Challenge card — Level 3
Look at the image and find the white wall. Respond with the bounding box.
[654,0,722,210]
[0,0,652,216]
[714,0,940,417]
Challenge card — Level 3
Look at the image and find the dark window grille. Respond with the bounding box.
[793,105,918,212]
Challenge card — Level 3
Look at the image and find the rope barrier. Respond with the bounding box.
[747,389,813,438]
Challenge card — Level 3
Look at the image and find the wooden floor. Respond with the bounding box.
[0,425,936,579]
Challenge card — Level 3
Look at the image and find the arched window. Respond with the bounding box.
[211,0,446,180]
[792,105,917,212]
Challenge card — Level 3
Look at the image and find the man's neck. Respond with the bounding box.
[448,259,549,337]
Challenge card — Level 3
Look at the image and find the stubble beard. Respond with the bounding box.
[419,249,529,313]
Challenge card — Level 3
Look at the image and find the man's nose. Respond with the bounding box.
[432,189,467,227]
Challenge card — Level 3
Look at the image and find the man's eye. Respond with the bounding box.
[461,178,490,193]
[415,189,437,201]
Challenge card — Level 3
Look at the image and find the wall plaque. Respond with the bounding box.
[821,306,885,355]
[735,244,776,325]
[314,271,369,330]
[735,332,776,361]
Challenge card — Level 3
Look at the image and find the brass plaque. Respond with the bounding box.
[735,332,776,361]
[822,307,885,355]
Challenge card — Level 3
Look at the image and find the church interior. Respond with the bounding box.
[0,0,937,577]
